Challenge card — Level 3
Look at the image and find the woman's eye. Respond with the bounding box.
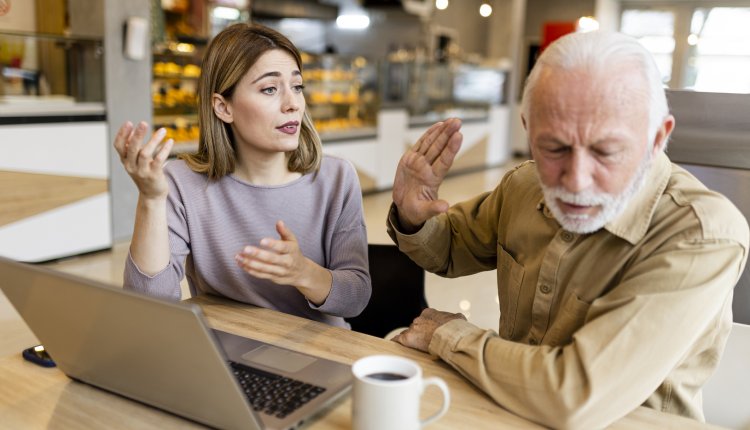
[261,87,277,95]
[293,84,305,92]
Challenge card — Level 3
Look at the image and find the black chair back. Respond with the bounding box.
[346,244,427,338]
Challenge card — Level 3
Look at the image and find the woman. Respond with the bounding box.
[113,23,370,328]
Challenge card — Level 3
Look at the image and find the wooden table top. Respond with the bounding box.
[0,294,720,429]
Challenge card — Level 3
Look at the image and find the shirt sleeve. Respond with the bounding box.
[428,236,746,429]
[312,161,371,318]
[386,190,503,278]
[123,171,191,301]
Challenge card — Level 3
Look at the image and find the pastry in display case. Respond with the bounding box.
[302,52,379,139]
[152,40,204,154]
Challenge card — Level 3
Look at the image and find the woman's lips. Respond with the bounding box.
[276,121,299,135]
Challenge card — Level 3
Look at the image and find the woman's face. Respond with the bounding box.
[218,49,306,157]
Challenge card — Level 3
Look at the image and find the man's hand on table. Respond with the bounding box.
[392,308,467,352]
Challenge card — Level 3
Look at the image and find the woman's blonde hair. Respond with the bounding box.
[181,23,322,180]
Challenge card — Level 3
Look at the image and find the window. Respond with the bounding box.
[685,7,750,93]
[620,3,750,94]
[620,9,675,85]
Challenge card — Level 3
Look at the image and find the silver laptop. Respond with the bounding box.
[0,257,352,430]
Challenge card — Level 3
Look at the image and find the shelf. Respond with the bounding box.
[169,141,198,155]
[152,41,203,156]
[302,55,379,135]
[153,74,200,80]
[319,127,377,143]
[153,113,198,123]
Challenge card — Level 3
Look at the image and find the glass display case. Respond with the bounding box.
[302,52,379,139]
[380,50,508,122]
[0,30,104,108]
[152,39,205,154]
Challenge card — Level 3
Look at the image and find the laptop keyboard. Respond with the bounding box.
[229,361,326,419]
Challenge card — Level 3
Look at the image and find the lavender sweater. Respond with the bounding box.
[124,155,371,328]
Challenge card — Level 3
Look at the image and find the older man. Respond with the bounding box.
[388,31,749,428]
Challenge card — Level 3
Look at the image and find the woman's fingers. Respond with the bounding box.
[236,248,289,281]
[239,246,283,265]
[153,138,174,164]
[113,121,133,159]
[274,220,298,243]
[125,121,149,163]
[136,128,167,171]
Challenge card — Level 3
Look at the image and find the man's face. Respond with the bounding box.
[525,66,662,234]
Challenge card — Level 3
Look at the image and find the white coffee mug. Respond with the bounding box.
[351,355,450,430]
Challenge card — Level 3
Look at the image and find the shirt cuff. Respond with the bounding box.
[428,318,485,358]
[386,203,441,247]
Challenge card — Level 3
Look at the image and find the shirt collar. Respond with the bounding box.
[605,151,671,244]
[535,151,672,244]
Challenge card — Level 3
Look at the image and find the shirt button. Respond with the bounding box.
[540,284,551,294]
[561,231,574,242]
[529,338,538,345]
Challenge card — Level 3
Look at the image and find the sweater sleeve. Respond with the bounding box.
[122,168,191,301]
[312,160,371,318]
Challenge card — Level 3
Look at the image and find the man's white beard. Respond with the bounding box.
[540,152,653,234]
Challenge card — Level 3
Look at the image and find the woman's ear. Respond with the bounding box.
[212,93,233,123]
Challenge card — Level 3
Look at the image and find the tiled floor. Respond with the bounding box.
[0,161,519,357]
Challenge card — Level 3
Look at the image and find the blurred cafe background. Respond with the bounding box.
[1,0,750,324]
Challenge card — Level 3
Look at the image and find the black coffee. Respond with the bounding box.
[365,372,409,381]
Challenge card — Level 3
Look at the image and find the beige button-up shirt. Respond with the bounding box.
[387,152,749,429]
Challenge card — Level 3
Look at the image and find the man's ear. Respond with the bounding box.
[520,114,535,159]
[212,93,232,124]
[652,114,675,155]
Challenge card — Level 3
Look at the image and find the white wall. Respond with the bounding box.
[595,0,620,31]
[486,0,515,61]
[431,0,491,58]
[326,9,426,58]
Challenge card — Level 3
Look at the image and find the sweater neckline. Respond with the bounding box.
[227,171,309,189]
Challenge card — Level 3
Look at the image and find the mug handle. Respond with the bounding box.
[420,377,450,427]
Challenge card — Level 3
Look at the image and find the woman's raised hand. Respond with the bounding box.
[113,121,174,200]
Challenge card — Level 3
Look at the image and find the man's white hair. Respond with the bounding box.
[520,31,669,147]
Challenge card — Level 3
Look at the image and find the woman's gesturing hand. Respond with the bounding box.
[235,220,333,304]
[113,121,174,200]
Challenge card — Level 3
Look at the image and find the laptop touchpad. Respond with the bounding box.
[241,345,316,373]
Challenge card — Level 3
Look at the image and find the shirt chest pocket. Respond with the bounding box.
[544,292,591,346]
[497,245,525,339]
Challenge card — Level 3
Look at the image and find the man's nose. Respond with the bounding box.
[561,150,594,193]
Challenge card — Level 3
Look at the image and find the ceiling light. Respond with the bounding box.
[336,14,370,30]
[212,6,240,20]
[576,16,599,32]
[436,0,448,10]
[479,3,492,18]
